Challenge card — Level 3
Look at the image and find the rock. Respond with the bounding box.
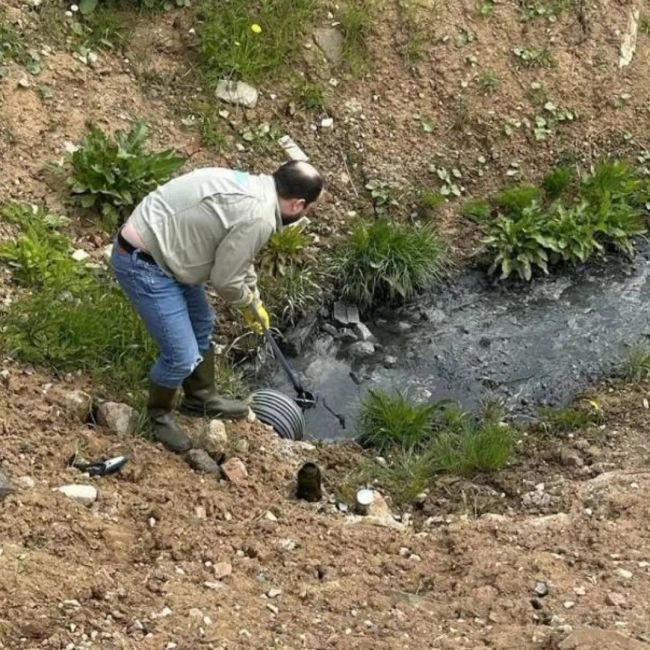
[313,27,343,65]
[320,117,334,129]
[559,450,584,468]
[97,401,136,435]
[55,484,98,506]
[61,389,93,420]
[215,79,258,108]
[267,588,282,598]
[0,470,15,501]
[385,321,412,334]
[383,355,398,368]
[234,438,249,454]
[332,302,360,326]
[213,562,232,580]
[558,627,646,649]
[615,568,633,580]
[526,513,570,529]
[185,449,222,477]
[366,491,392,519]
[353,322,376,342]
[336,328,358,343]
[534,581,549,597]
[605,592,626,607]
[221,457,248,485]
[200,420,228,455]
[348,341,375,359]
[278,135,309,162]
[17,476,35,490]
[102,244,113,264]
[283,316,318,356]
[71,249,90,262]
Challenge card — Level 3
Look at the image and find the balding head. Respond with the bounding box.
[273,161,323,205]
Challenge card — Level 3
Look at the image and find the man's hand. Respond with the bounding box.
[243,300,270,335]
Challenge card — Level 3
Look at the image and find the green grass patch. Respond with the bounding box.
[483,159,649,281]
[292,81,325,111]
[538,403,604,434]
[331,218,447,311]
[621,342,650,382]
[64,120,184,232]
[461,198,491,224]
[0,204,244,401]
[198,0,317,85]
[339,0,376,72]
[353,391,515,505]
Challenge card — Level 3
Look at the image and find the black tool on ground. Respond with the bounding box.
[263,329,346,429]
[68,454,128,477]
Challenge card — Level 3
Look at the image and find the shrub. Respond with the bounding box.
[199,0,316,84]
[332,218,447,310]
[484,159,648,281]
[66,121,184,232]
[258,225,321,327]
[357,390,434,451]
[542,165,573,199]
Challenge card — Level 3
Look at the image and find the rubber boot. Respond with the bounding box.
[147,382,192,453]
[181,345,249,419]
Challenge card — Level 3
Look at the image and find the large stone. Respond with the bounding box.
[332,302,360,326]
[221,457,248,485]
[558,627,646,650]
[55,484,98,506]
[97,401,136,435]
[353,322,376,342]
[0,470,15,501]
[283,316,318,357]
[619,8,640,68]
[366,491,392,519]
[215,80,258,108]
[348,341,375,359]
[313,27,343,65]
[185,449,222,477]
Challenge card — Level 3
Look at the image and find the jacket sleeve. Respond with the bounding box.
[210,218,274,306]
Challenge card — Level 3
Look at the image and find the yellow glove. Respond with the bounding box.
[242,300,270,335]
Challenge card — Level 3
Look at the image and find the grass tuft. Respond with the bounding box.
[621,342,650,382]
[332,218,447,311]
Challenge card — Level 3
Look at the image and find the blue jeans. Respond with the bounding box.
[110,241,216,389]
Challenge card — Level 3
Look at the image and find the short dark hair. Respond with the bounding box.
[273,161,323,206]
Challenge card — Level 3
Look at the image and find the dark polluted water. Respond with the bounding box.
[265,247,650,441]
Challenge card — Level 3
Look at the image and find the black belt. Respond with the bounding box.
[117,229,157,266]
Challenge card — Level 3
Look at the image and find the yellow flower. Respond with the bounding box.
[251,23,262,34]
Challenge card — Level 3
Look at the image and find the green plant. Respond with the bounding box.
[365,179,399,215]
[258,225,320,327]
[538,404,604,433]
[397,0,429,64]
[621,342,650,382]
[415,190,445,219]
[461,198,491,223]
[513,46,555,67]
[339,0,375,72]
[293,81,324,111]
[543,165,574,199]
[332,218,447,310]
[260,225,312,276]
[494,185,544,218]
[476,0,495,17]
[0,16,40,72]
[199,0,316,84]
[66,121,184,231]
[640,15,650,35]
[477,71,499,94]
[358,390,435,451]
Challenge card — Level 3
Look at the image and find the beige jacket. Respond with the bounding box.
[128,167,282,306]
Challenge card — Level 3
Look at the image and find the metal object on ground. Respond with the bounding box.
[69,455,128,477]
[296,462,322,502]
[251,388,305,441]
